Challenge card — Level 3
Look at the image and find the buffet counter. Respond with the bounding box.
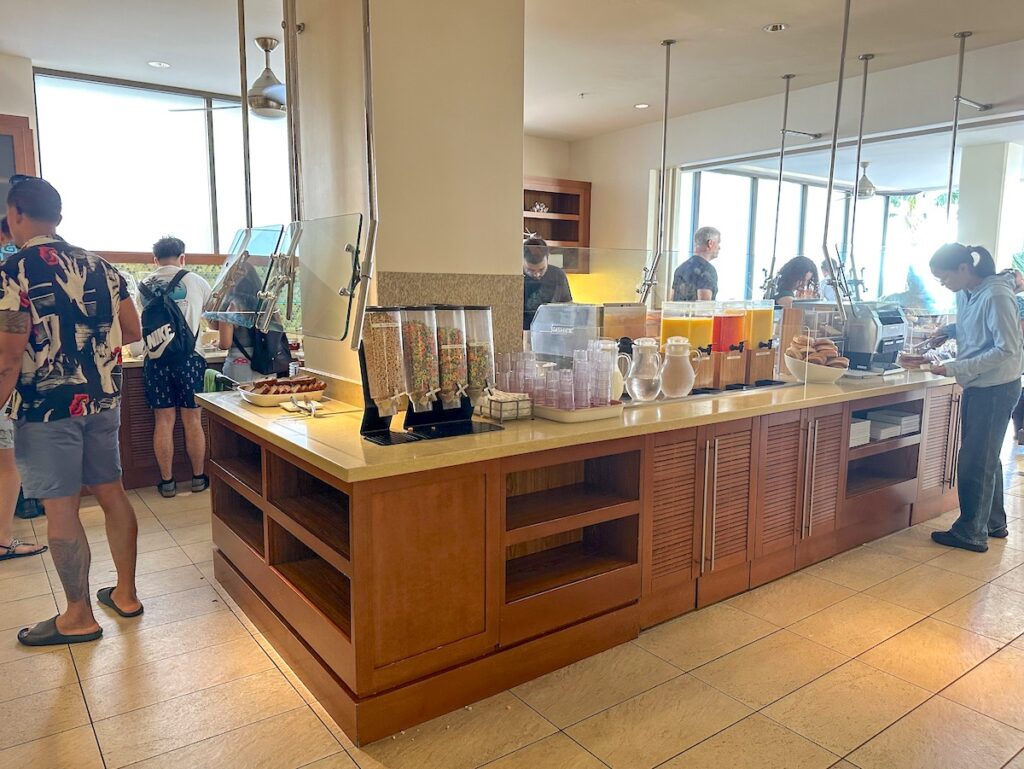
[197,371,962,745]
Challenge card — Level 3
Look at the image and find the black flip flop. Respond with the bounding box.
[96,587,144,618]
[18,616,102,647]
[0,539,48,561]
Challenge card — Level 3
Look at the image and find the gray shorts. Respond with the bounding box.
[0,416,13,451]
[15,408,123,499]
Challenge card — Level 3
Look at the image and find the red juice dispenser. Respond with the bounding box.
[712,301,748,389]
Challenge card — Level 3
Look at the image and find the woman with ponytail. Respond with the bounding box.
[928,243,1024,552]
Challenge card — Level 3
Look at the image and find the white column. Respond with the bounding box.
[956,142,1024,266]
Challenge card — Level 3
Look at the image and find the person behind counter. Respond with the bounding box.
[137,236,213,498]
[928,244,1024,553]
[671,226,720,301]
[774,256,819,307]
[523,237,572,330]
[215,264,292,381]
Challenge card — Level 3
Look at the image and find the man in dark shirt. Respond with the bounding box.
[671,226,721,301]
[523,237,573,330]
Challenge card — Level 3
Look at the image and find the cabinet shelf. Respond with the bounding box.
[276,557,351,638]
[506,541,634,603]
[217,457,262,495]
[212,478,264,556]
[523,211,580,221]
[506,485,638,545]
[847,433,921,461]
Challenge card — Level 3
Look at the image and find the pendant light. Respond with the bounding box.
[856,162,876,199]
[248,37,287,119]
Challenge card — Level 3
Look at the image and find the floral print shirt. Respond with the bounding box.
[0,237,128,422]
[671,255,718,302]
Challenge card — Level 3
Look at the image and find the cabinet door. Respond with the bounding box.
[755,411,804,557]
[804,405,845,539]
[649,429,702,591]
[697,418,757,605]
[918,385,955,501]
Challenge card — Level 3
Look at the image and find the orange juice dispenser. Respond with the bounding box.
[743,300,778,384]
[659,301,692,349]
[712,301,748,389]
[662,301,714,390]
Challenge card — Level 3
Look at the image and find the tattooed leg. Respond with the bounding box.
[44,495,101,635]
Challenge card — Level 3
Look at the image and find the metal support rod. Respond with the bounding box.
[763,74,794,298]
[957,95,991,112]
[348,0,380,348]
[820,0,852,323]
[946,32,968,220]
[638,39,675,306]
[283,0,303,223]
[783,128,824,139]
[847,53,873,302]
[237,0,253,228]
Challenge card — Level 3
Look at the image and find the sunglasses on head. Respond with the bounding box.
[8,174,35,187]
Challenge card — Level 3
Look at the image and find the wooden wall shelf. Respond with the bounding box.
[847,433,921,461]
[506,540,634,602]
[523,175,592,273]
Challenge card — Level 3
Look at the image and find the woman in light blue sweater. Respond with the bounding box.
[929,244,1024,552]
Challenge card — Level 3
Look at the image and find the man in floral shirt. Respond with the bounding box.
[0,177,145,646]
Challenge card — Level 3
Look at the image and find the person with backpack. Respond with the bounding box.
[138,236,213,498]
[215,262,293,382]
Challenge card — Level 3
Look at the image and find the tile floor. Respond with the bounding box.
[3,451,1024,769]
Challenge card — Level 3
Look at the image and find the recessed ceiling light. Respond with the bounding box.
[634,103,650,109]
[148,61,171,69]
[762,22,788,33]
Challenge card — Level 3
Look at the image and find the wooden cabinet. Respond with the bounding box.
[796,404,846,568]
[523,175,592,272]
[0,114,36,201]
[913,384,961,523]
[751,411,804,585]
[696,418,758,606]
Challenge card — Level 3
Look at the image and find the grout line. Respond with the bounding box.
[64,634,110,769]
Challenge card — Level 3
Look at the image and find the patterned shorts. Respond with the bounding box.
[143,354,207,410]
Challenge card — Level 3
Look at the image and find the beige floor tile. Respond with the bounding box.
[727,573,854,627]
[128,706,341,769]
[859,617,1001,692]
[134,563,210,600]
[0,647,78,704]
[805,546,919,591]
[849,696,1024,769]
[993,563,1024,594]
[0,683,90,750]
[636,603,777,671]
[153,506,213,530]
[181,539,214,564]
[83,635,272,720]
[788,594,925,657]
[91,584,227,638]
[73,609,249,679]
[934,584,1024,642]
[300,754,360,769]
[0,593,58,633]
[763,660,930,756]
[0,554,46,580]
[1005,752,1024,769]
[484,733,606,769]
[865,564,984,614]
[662,713,837,769]
[944,646,1024,731]
[0,633,65,667]
[86,545,193,580]
[93,668,303,768]
[566,675,751,769]
[865,525,949,562]
[512,642,680,727]
[360,691,555,769]
[138,487,212,515]
[692,630,847,709]
[168,521,213,546]
[0,572,52,603]
[917,508,962,531]
[0,724,104,769]
[929,544,1024,582]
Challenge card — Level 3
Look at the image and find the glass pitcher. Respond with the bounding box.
[620,337,663,402]
[661,336,698,398]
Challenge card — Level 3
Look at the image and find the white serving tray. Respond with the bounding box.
[533,402,624,423]
[238,386,327,407]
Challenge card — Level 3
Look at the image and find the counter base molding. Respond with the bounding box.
[203,374,960,745]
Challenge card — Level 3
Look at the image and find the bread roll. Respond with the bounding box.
[793,335,815,347]
[826,357,850,369]
[807,353,828,365]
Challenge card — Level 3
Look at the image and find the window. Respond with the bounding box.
[847,195,885,299]
[752,179,802,297]
[34,73,290,254]
[696,171,752,300]
[882,191,958,310]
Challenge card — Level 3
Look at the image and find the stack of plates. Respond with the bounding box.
[849,418,871,448]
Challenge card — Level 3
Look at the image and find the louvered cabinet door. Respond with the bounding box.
[649,429,702,590]
[702,419,757,575]
[755,412,803,558]
[918,385,955,501]
[804,405,845,539]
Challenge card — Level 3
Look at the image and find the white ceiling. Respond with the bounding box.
[728,119,1024,190]
[1,1,1022,141]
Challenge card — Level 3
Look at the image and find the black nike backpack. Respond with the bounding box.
[138,270,196,364]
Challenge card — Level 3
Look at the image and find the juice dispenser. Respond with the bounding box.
[712,301,747,389]
[659,302,692,349]
[689,302,716,389]
[743,300,777,384]
[603,303,647,342]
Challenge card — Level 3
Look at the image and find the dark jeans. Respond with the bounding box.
[953,379,1020,545]
[1012,387,1024,433]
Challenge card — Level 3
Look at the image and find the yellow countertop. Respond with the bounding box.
[197,371,953,484]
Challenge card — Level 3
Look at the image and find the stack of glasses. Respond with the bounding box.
[490,345,618,411]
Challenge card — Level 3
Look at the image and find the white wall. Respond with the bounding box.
[570,39,1024,251]
[524,134,570,178]
[0,52,36,127]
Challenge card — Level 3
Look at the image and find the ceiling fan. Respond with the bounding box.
[170,37,286,118]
